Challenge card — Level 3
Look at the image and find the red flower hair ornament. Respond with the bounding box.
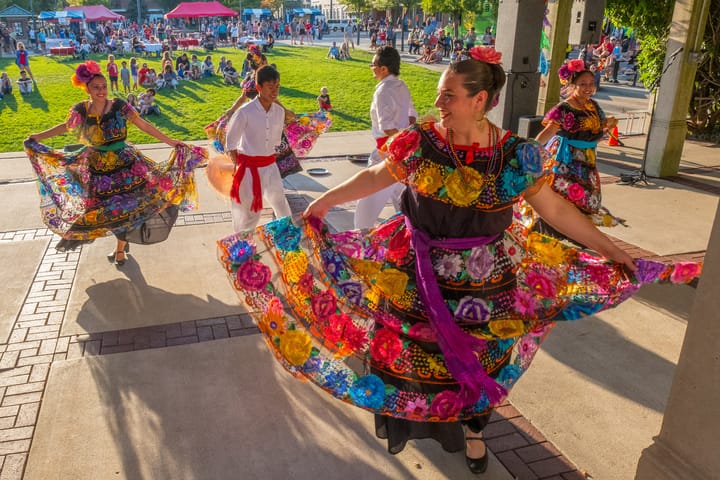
[71,61,102,89]
[468,46,503,65]
[558,58,587,85]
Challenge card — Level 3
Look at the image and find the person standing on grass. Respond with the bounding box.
[106,54,119,92]
[354,46,416,230]
[120,61,131,94]
[15,42,34,81]
[224,65,291,232]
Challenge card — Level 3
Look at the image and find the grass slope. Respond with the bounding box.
[0,45,441,153]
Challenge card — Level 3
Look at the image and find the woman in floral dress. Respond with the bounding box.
[533,59,625,236]
[217,49,701,474]
[25,61,206,264]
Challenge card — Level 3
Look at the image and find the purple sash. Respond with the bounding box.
[406,218,508,407]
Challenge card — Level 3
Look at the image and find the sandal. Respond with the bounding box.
[465,434,489,475]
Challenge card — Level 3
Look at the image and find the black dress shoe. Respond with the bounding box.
[465,437,489,474]
[107,244,129,265]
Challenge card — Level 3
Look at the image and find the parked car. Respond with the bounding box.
[326,19,357,33]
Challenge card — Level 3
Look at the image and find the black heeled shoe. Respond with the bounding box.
[107,244,130,265]
[465,436,489,475]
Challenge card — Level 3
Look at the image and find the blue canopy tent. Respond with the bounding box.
[38,10,85,22]
[242,8,272,21]
[291,8,321,17]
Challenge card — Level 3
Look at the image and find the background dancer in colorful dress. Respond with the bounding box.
[25,61,206,265]
[532,59,625,238]
[217,47,701,475]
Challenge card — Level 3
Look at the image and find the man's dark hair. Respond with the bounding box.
[256,64,280,85]
[375,46,401,76]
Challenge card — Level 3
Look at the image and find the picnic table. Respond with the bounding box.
[50,46,75,56]
[177,38,199,48]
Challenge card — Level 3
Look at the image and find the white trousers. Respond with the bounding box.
[353,148,402,230]
[231,163,291,232]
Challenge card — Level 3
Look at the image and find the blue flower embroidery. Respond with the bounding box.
[561,301,603,320]
[496,364,522,387]
[349,374,386,409]
[515,142,544,175]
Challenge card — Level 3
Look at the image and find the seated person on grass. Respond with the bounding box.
[327,42,340,60]
[340,41,352,60]
[1,72,12,95]
[201,55,214,77]
[138,88,161,116]
[17,71,33,95]
[223,60,240,85]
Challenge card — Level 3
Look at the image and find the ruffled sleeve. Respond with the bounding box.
[542,104,564,127]
[65,103,84,134]
[384,124,423,184]
[515,140,549,196]
[498,139,549,199]
[118,98,139,120]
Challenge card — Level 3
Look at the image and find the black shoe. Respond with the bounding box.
[465,436,489,474]
[107,243,130,264]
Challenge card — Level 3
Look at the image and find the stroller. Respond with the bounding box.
[203,34,216,52]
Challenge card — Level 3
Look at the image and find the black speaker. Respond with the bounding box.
[488,72,542,132]
[568,0,605,45]
[517,115,545,139]
[494,0,546,73]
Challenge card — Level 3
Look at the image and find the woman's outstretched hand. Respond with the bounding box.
[167,139,183,148]
[603,245,637,272]
[303,198,331,220]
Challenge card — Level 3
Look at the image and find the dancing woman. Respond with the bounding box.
[25,61,206,265]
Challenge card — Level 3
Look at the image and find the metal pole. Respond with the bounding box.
[136,0,142,24]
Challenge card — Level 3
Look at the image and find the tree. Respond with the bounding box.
[124,0,142,24]
[339,0,371,43]
[420,0,483,38]
[607,0,719,140]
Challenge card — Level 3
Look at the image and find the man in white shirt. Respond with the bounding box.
[225,65,291,231]
[354,46,416,230]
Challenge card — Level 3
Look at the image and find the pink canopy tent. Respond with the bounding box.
[65,5,124,22]
[165,1,239,18]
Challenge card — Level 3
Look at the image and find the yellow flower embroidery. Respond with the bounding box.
[374,268,409,299]
[282,250,309,283]
[279,329,312,366]
[488,320,525,338]
[415,162,443,195]
[349,258,382,280]
[445,167,483,206]
[528,233,567,265]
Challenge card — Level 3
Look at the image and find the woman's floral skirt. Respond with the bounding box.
[217,214,701,422]
[25,139,207,241]
[542,137,625,228]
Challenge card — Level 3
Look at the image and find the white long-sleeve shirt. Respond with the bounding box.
[370,74,416,140]
[225,97,285,156]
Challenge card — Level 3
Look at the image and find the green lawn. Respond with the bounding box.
[0,46,441,153]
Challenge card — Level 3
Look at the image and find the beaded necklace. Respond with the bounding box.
[446,121,502,188]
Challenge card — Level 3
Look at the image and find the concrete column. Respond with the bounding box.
[635,203,720,480]
[536,0,572,116]
[488,0,545,132]
[644,0,711,177]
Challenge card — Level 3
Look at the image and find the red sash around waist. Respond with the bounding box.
[230,153,276,212]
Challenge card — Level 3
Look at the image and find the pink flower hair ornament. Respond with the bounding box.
[558,58,587,85]
[71,61,102,89]
[468,46,503,65]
